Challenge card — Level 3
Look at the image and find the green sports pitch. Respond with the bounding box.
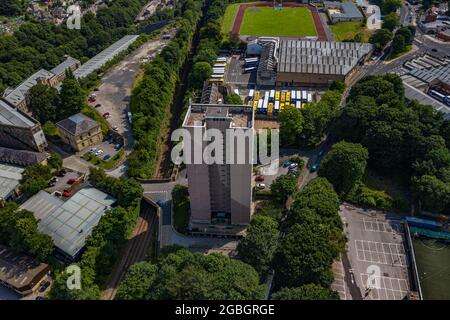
[239,7,318,37]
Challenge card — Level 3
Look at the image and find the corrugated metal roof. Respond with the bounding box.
[3,69,54,107]
[73,35,139,80]
[20,187,116,258]
[277,40,372,76]
[0,100,36,128]
[0,163,23,200]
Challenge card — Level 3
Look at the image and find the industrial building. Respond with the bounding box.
[0,163,24,206]
[56,113,103,151]
[253,39,373,87]
[324,1,364,23]
[0,100,47,152]
[0,147,49,167]
[182,103,254,234]
[73,35,139,80]
[20,187,116,260]
[0,245,50,296]
[2,56,80,112]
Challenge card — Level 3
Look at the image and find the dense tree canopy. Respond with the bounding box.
[333,74,450,214]
[237,215,279,279]
[271,284,339,300]
[318,141,369,195]
[382,12,400,32]
[369,28,393,50]
[117,247,265,300]
[0,202,53,261]
[270,174,298,203]
[278,105,304,146]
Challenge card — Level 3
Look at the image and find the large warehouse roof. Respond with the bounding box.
[324,1,364,20]
[73,35,139,80]
[20,188,116,259]
[0,100,37,128]
[0,163,23,201]
[277,40,373,76]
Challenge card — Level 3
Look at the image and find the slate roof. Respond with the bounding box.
[56,113,99,136]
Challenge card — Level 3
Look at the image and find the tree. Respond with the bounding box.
[116,262,158,300]
[58,70,85,119]
[117,248,265,300]
[330,80,346,93]
[412,175,450,213]
[380,0,402,14]
[391,34,405,54]
[318,141,369,195]
[28,83,58,123]
[0,202,53,261]
[20,164,52,197]
[237,215,279,279]
[396,27,413,45]
[273,223,339,289]
[270,174,298,204]
[225,93,242,105]
[0,0,22,16]
[47,153,62,171]
[189,61,212,89]
[278,105,304,146]
[382,12,400,32]
[271,284,339,300]
[369,28,393,50]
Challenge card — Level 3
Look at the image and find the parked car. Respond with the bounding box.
[95,104,101,108]
[54,191,62,197]
[256,183,266,189]
[62,191,71,197]
[103,154,111,161]
[282,161,292,168]
[67,178,77,185]
[255,175,264,182]
[309,163,318,172]
[39,281,50,292]
[47,181,55,187]
[57,169,66,177]
[112,126,119,132]
[288,163,298,170]
[115,144,122,149]
[35,296,45,300]
[102,112,110,118]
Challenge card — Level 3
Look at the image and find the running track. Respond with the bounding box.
[231,2,327,41]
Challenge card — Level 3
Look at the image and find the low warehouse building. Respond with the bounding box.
[0,245,50,296]
[20,187,116,260]
[275,40,373,87]
[0,163,24,206]
[325,1,364,23]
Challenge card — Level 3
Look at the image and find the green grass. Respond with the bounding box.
[221,3,241,34]
[330,21,372,42]
[239,7,317,37]
[83,148,124,170]
[81,105,109,135]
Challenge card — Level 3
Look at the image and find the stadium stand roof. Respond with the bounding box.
[277,40,373,76]
[73,35,139,80]
[20,188,116,259]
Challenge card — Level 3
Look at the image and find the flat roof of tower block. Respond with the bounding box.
[184,104,254,129]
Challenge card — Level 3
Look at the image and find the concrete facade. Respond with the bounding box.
[182,103,254,232]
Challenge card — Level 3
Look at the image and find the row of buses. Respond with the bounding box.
[209,57,227,83]
[429,89,450,107]
[245,89,314,116]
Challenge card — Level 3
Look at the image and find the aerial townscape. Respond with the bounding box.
[0,0,449,310]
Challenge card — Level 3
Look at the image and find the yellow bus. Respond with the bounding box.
[268,103,274,116]
[281,92,286,103]
[253,100,258,111]
[275,91,280,101]
[254,91,260,101]
[286,92,291,103]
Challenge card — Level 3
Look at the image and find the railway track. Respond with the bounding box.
[101,206,156,300]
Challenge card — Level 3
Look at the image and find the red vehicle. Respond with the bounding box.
[67,178,77,185]
[255,175,264,182]
[62,191,71,197]
[102,112,110,118]
[88,97,96,103]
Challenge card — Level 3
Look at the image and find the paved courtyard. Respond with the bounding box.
[340,203,411,300]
